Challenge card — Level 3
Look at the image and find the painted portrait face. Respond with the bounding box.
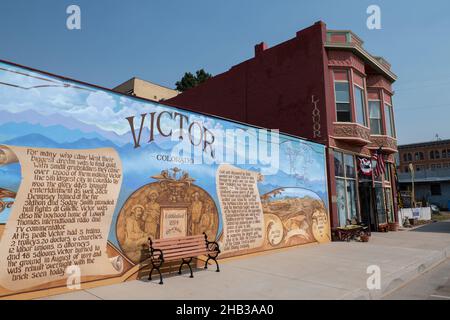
[147,191,158,202]
[133,206,144,218]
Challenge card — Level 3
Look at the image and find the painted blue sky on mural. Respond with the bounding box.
[0,61,328,247]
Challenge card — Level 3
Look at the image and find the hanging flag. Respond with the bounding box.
[372,147,385,178]
[358,157,372,176]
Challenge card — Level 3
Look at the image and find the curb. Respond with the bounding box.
[340,244,450,300]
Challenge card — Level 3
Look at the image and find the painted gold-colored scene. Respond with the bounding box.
[116,168,219,263]
[262,188,330,249]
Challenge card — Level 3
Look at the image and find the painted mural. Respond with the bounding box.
[0,60,329,299]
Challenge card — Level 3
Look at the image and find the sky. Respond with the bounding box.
[1,0,450,145]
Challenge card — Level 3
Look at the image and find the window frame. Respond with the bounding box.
[368,99,382,135]
[384,102,396,138]
[353,83,367,127]
[334,150,359,226]
[333,72,352,123]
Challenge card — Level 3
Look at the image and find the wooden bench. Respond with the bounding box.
[333,219,370,242]
[148,233,220,284]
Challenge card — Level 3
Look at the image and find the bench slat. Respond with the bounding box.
[149,234,217,263]
[162,234,204,241]
[152,239,205,248]
[157,243,206,255]
[152,235,204,244]
[153,238,205,246]
[164,249,209,261]
[153,241,206,250]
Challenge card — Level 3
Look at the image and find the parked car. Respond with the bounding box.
[430,204,440,215]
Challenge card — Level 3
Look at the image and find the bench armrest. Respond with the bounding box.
[203,232,221,255]
[148,237,165,263]
[150,248,164,264]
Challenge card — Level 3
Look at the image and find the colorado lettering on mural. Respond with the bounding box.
[126,111,215,157]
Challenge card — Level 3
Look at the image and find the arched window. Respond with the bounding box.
[435,150,440,159]
[443,150,447,159]
[403,154,407,162]
[419,152,424,160]
[407,153,412,161]
[430,151,435,159]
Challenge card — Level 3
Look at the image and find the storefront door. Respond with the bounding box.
[358,182,375,231]
[374,183,387,226]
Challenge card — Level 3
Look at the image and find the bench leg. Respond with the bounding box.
[187,258,193,278]
[205,255,220,272]
[178,261,185,275]
[179,258,194,278]
[157,268,163,285]
[148,267,154,281]
[149,265,163,285]
[213,257,220,272]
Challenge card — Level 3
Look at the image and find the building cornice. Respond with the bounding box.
[325,42,397,82]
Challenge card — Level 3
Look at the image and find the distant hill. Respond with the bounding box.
[0,109,184,150]
[0,122,111,144]
[0,109,128,145]
[1,133,169,155]
[3,133,62,148]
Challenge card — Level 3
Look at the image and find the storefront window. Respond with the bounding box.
[374,184,387,224]
[346,180,357,221]
[385,188,395,223]
[344,153,356,178]
[372,159,382,182]
[384,163,391,182]
[334,151,358,226]
[334,151,345,177]
[336,179,347,227]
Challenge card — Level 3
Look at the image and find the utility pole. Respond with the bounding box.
[409,163,415,207]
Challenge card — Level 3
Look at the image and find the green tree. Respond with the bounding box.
[175,69,212,92]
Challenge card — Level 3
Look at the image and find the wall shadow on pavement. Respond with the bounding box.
[412,221,450,233]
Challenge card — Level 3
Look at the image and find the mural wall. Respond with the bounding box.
[0,60,329,298]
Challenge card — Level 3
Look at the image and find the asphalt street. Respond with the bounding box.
[385,220,450,300]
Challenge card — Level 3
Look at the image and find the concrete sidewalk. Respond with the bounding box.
[41,224,450,300]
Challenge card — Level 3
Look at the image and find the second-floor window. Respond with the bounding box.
[335,81,351,122]
[384,103,395,137]
[369,100,382,134]
[354,85,367,126]
[413,152,424,161]
[334,70,352,122]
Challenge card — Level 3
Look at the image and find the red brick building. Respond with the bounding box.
[167,21,399,231]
